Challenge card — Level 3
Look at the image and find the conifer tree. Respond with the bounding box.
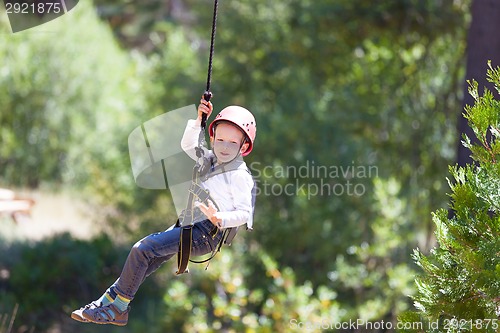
[405,62,500,332]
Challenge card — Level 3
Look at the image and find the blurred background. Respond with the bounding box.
[0,0,496,332]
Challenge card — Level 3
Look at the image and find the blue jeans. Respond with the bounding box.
[111,219,222,300]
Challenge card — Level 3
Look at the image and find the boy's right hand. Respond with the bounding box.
[197,98,213,122]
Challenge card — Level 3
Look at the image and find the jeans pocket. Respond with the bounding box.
[193,233,214,256]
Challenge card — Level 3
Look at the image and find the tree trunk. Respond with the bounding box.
[457,0,500,166]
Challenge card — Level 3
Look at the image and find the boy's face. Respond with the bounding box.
[210,122,249,163]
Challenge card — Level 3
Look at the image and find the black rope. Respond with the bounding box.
[178,0,221,274]
[201,0,219,129]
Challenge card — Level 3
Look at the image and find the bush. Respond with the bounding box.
[0,233,127,331]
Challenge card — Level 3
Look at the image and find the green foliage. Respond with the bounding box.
[0,232,174,333]
[158,246,341,333]
[328,178,417,322]
[0,233,126,331]
[0,1,143,189]
[208,0,468,324]
[408,65,500,332]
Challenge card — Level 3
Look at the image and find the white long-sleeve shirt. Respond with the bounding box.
[181,119,254,229]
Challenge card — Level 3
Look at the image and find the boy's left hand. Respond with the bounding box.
[196,200,222,228]
[197,98,213,122]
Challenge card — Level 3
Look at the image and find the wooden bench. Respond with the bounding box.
[0,188,35,223]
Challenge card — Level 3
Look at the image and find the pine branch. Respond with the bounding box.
[481,132,497,163]
[411,64,500,326]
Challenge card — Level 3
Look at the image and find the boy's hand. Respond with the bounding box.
[196,200,222,228]
[197,98,213,123]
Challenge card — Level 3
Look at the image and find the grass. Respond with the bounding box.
[0,304,17,333]
[0,304,35,333]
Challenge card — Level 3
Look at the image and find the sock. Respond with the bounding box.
[97,286,117,306]
[113,294,131,312]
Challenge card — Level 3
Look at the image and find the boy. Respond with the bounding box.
[71,99,256,326]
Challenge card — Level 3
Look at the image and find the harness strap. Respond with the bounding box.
[176,156,251,274]
[176,181,207,275]
[176,225,193,275]
[189,184,211,203]
[176,176,215,275]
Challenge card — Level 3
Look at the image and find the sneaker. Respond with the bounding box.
[70,301,99,323]
[82,303,130,326]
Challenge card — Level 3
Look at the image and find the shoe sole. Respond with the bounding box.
[81,317,127,326]
[81,312,127,326]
